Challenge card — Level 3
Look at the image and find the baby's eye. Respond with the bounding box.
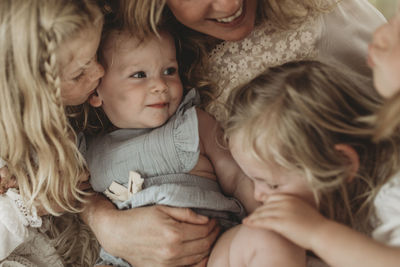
[131,71,146,78]
[163,67,177,76]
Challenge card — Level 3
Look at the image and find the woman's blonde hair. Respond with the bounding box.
[113,0,332,35]
[256,0,334,28]
[0,0,101,213]
[224,61,400,233]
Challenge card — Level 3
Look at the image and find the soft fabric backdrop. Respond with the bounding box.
[369,0,398,19]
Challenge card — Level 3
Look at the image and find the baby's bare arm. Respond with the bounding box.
[196,108,259,213]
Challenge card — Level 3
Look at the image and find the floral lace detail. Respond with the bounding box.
[206,13,320,122]
[6,189,42,228]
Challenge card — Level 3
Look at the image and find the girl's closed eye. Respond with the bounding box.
[254,177,279,190]
[163,67,177,76]
[268,184,279,190]
[131,71,146,78]
[73,71,85,81]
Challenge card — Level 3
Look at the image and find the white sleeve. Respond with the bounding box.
[372,173,400,246]
[0,158,6,168]
[0,194,30,260]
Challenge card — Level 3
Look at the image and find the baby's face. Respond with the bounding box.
[369,9,400,98]
[96,31,183,129]
[229,130,315,206]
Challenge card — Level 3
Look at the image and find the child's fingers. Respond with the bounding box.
[6,177,17,188]
[0,167,18,194]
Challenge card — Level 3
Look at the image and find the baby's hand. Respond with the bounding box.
[243,194,328,250]
[0,166,17,194]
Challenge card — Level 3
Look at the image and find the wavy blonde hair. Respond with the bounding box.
[224,61,400,233]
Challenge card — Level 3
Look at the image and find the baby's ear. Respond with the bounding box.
[334,144,360,182]
[88,90,102,107]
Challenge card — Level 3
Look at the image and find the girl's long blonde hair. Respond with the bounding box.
[224,61,400,233]
[0,0,101,213]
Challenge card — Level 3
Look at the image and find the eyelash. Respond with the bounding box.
[73,71,85,81]
[164,67,177,75]
[130,67,177,79]
[131,71,146,78]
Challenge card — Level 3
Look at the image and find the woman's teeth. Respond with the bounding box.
[216,5,243,23]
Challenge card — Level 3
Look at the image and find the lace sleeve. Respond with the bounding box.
[5,189,42,228]
[206,14,319,122]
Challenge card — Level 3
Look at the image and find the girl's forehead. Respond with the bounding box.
[58,25,101,75]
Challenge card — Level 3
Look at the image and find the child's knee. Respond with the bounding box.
[230,225,306,267]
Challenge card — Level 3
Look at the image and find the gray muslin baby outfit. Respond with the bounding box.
[85,89,245,266]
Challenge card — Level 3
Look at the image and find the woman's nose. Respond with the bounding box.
[211,0,240,14]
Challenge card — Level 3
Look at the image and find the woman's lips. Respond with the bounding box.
[212,0,246,27]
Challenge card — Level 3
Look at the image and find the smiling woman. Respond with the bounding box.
[166,0,257,41]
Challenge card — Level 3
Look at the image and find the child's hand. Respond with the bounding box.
[243,194,328,250]
[0,166,17,194]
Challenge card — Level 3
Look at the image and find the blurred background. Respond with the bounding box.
[369,0,398,19]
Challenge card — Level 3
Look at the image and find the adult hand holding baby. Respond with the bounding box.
[84,196,219,266]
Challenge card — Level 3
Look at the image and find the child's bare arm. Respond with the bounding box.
[196,108,259,213]
[244,194,400,267]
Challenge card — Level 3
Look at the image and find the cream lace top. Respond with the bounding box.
[206,0,386,122]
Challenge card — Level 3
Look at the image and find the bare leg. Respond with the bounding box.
[208,225,241,266]
[208,225,306,267]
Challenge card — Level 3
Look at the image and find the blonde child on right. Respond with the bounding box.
[221,60,400,267]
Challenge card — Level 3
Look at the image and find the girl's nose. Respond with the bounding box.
[253,185,269,203]
[89,60,105,82]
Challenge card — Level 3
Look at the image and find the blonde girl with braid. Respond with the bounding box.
[223,60,400,267]
[0,0,104,266]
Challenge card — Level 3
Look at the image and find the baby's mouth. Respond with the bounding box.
[147,102,169,108]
